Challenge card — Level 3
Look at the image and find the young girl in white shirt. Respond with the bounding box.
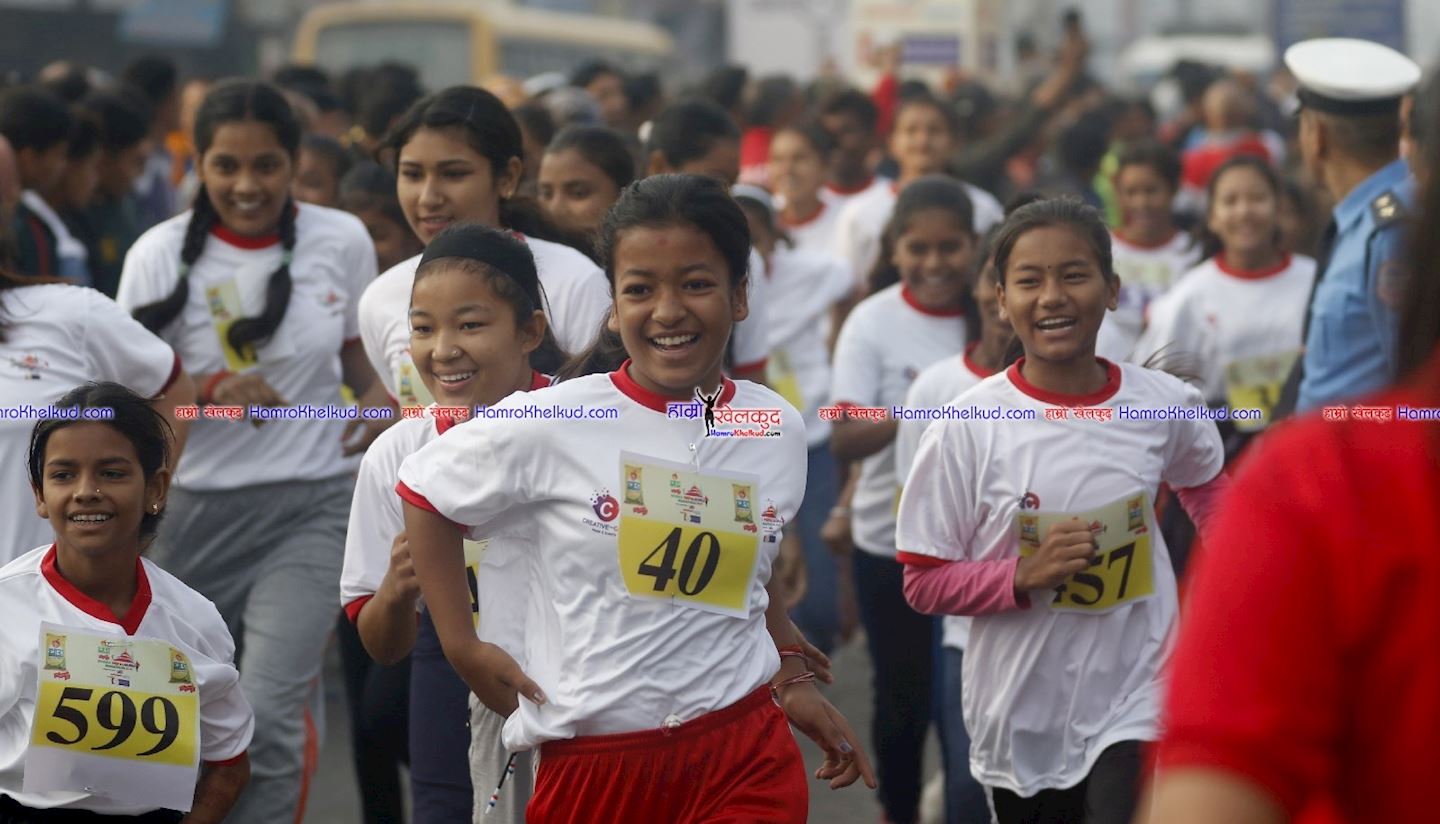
[400,174,875,823]
[1,383,252,823]
[341,223,560,823]
[897,197,1229,824]
[117,80,386,824]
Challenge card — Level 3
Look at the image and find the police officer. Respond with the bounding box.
[1286,38,1422,411]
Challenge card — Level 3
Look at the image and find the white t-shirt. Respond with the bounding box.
[396,367,806,751]
[833,181,1005,291]
[893,342,996,651]
[779,200,844,261]
[340,373,551,654]
[829,283,968,556]
[116,203,377,490]
[763,245,852,447]
[358,237,610,402]
[20,191,88,281]
[819,177,890,211]
[728,248,771,372]
[1099,231,1202,362]
[0,545,254,814]
[1132,253,1316,406]
[895,360,1223,796]
[0,285,180,562]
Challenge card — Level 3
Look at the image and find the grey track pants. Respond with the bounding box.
[469,694,535,823]
[150,475,353,824]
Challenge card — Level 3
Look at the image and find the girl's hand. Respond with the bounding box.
[379,532,420,604]
[210,372,287,407]
[820,510,853,557]
[450,639,546,718]
[1014,518,1098,592]
[789,623,834,685]
[341,415,390,456]
[776,684,877,790]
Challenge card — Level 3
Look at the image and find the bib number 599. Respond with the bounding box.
[43,687,182,758]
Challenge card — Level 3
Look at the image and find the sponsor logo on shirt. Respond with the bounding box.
[761,500,785,543]
[584,490,620,536]
[7,352,48,380]
[1019,491,1041,510]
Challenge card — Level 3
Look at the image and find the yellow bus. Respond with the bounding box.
[292,1,676,89]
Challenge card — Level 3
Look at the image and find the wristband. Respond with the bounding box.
[777,644,806,663]
[200,370,232,405]
[770,671,817,701]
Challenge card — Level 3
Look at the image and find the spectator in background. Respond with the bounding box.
[71,90,152,296]
[36,61,94,104]
[816,89,885,202]
[122,55,180,230]
[570,59,628,128]
[351,63,425,159]
[293,134,353,209]
[0,136,16,268]
[339,160,423,274]
[538,124,635,237]
[1038,108,1112,210]
[699,64,750,127]
[275,64,350,139]
[1277,178,1323,257]
[621,71,665,136]
[739,75,805,187]
[32,109,101,285]
[512,101,557,199]
[0,87,73,278]
[170,77,211,211]
[1176,79,1277,215]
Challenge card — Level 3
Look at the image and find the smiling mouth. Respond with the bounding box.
[650,333,699,353]
[69,514,113,524]
[434,370,475,387]
[1035,317,1078,332]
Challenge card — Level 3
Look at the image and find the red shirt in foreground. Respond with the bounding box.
[1156,368,1440,823]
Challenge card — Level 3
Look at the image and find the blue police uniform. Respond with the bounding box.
[1297,158,1413,411]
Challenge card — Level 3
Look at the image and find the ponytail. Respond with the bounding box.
[227,199,296,353]
[133,185,220,334]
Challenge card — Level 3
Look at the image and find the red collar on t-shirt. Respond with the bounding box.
[963,341,997,379]
[211,223,280,249]
[1214,252,1291,280]
[433,370,552,435]
[609,359,735,413]
[41,544,151,635]
[1006,356,1122,407]
[901,286,966,318]
[825,176,876,197]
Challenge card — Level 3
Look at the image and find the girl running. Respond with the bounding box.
[116,79,386,823]
[358,86,612,409]
[1133,156,1316,439]
[537,125,635,238]
[834,95,1004,293]
[829,175,976,824]
[400,174,874,823]
[893,230,1012,824]
[341,223,560,823]
[1,270,193,562]
[1099,140,1201,361]
[896,197,1228,824]
[0,382,252,823]
[769,122,845,258]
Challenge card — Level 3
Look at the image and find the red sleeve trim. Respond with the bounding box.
[159,353,184,395]
[395,481,464,531]
[343,336,362,345]
[204,750,248,768]
[896,550,949,569]
[1156,740,1304,816]
[343,595,374,625]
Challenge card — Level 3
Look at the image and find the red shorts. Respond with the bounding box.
[526,686,809,823]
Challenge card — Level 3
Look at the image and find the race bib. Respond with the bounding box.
[616,453,763,618]
[396,359,436,408]
[463,538,489,631]
[203,264,296,372]
[766,349,805,413]
[1225,350,1299,433]
[24,623,201,812]
[204,280,258,371]
[1016,492,1156,614]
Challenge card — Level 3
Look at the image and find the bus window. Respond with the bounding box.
[315,21,472,90]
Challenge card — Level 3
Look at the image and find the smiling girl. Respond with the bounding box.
[117,79,386,823]
[769,122,844,257]
[828,175,976,824]
[537,125,635,238]
[357,86,612,409]
[0,383,252,823]
[341,223,558,823]
[896,197,1228,824]
[1134,156,1316,437]
[399,174,874,823]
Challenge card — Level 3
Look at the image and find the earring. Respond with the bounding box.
[151,504,160,513]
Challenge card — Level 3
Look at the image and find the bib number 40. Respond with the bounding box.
[638,527,720,596]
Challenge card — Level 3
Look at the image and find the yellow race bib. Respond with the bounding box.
[396,360,436,409]
[204,281,258,371]
[1016,492,1156,614]
[25,624,202,812]
[1224,350,1299,433]
[616,453,763,617]
[766,349,805,413]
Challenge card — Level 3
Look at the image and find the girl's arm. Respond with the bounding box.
[180,755,249,824]
[901,556,1029,616]
[1175,473,1232,536]
[355,533,420,664]
[341,339,397,456]
[150,370,195,473]
[829,414,899,462]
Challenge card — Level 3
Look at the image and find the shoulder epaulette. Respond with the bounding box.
[1371,191,1406,228]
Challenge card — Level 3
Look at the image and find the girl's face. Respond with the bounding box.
[767,131,826,206]
[292,147,341,208]
[199,121,294,237]
[974,264,1012,349]
[355,207,424,273]
[889,104,954,178]
[1207,166,1279,259]
[409,266,543,408]
[891,208,974,312]
[538,148,621,235]
[1116,163,1175,236]
[33,423,168,559]
[999,225,1118,367]
[607,222,748,397]
[652,138,741,187]
[398,126,521,244]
